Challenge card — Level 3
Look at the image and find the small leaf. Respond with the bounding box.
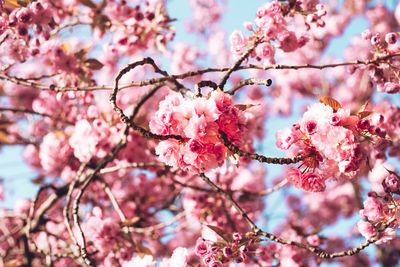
[136,243,153,257]
[5,0,30,8]
[121,216,140,227]
[31,175,45,184]
[74,48,88,60]
[84,58,104,70]
[358,111,372,119]
[4,259,21,267]
[228,153,240,165]
[80,0,97,8]
[206,224,232,243]
[0,131,9,144]
[0,119,14,130]
[319,96,342,112]
[235,103,258,111]
[357,101,372,119]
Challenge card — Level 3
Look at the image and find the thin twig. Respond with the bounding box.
[0,107,74,124]
[1,53,399,93]
[218,38,262,90]
[219,130,306,165]
[227,78,272,95]
[198,173,390,259]
[110,58,184,141]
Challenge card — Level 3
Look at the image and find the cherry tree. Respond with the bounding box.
[0,0,399,266]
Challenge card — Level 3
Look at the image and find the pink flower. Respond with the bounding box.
[287,168,302,188]
[383,82,400,94]
[301,173,326,192]
[275,128,296,150]
[376,228,396,245]
[188,139,205,154]
[360,197,383,221]
[155,139,181,167]
[305,121,317,135]
[357,220,376,240]
[161,247,188,267]
[40,132,72,175]
[184,114,216,139]
[278,31,298,52]
[69,120,98,162]
[195,239,210,257]
[361,29,372,40]
[383,173,400,193]
[255,42,275,61]
[230,30,248,57]
[385,32,397,44]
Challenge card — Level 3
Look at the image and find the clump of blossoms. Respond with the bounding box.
[83,207,135,264]
[360,29,400,93]
[149,91,252,173]
[182,165,265,233]
[195,232,259,266]
[230,0,326,64]
[357,171,400,244]
[276,99,387,192]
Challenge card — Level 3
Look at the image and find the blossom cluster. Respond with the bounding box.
[0,1,57,64]
[357,177,400,245]
[276,101,386,192]
[230,0,326,64]
[149,91,251,173]
[195,232,256,266]
[361,29,400,93]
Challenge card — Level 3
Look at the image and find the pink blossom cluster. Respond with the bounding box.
[195,232,255,266]
[83,207,135,264]
[187,0,225,34]
[277,102,386,192]
[104,0,175,55]
[182,166,265,232]
[170,42,201,74]
[360,29,400,93]
[230,0,321,63]
[150,91,251,173]
[1,1,57,64]
[123,247,188,267]
[69,118,123,162]
[357,190,399,244]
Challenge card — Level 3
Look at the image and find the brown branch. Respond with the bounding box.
[219,130,305,165]
[0,107,74,124]
[2,53,400,93]
[199,173,258,231]
[257,178,288,196]
[130,213,184,234]
[227,78,272,95]
[194,80,218,96]
[198,173,390,260]
[98,178,127,222]
[110,58,184,141]
[64,80,171,266]
[99,162,166,174]
[218,38,262,90]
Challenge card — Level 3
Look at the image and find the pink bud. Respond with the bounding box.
[361,29,372,40]
[385,32,397,45]
[232,232,242,241]
[371,33,381,46]
[243,21,253,31]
